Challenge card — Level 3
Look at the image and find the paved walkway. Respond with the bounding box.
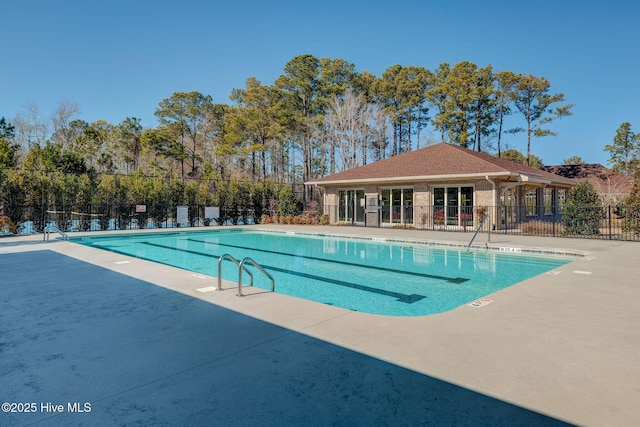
[1,226,638,426]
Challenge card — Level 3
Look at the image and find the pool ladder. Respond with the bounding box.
[466,214,489,252]
[217,254,275,297]
[43,224,69,241]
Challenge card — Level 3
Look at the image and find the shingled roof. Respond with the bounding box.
[542,163,634,195]
[541,163,632,181]
[308,142,574,186]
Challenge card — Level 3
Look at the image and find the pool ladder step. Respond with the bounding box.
[217,254,275,296]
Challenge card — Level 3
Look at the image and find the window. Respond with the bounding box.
[380,188,413,225]
[543,188,554,215]
[433,186,474,226]
[525,189,538,216]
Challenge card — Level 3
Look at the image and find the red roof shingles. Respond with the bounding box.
[310,142,573,185]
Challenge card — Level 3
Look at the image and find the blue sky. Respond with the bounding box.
[2,0,639,166]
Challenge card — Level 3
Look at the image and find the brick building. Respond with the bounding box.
[307,142,575,230]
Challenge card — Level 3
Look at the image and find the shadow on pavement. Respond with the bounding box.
[1,250,572,426]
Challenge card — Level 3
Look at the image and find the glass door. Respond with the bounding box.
[503,188,517,229]
[402,188,413,224]
[446,188,458,225]
[434,187,445,225]
[355,189,365,222]
[380,188,413,226]
[381,189,391,223]
[392,189,402,223]
[346,191,354,222]
[460,186,473,226]
[433,186,474,227]
[338,189,365,224]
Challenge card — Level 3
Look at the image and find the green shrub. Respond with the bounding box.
[621,194,640,235]
[563,181,603,236]
[278,186,302,217]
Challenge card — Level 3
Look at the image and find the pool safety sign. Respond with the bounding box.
[468,298,493,308]
[177,206,188,225]
[205,206,220,220]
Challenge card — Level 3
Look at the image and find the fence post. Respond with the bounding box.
[608,205,612,240]
[41,197,46,233]
[503,206,507,234]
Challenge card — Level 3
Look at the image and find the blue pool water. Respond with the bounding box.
[73,229,574,316]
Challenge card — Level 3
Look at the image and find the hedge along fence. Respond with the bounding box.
[0,169,287,231]
[5,203,329,234]
[4,204,263,233]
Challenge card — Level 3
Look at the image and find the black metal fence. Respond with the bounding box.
[4,202,640,242]
[3,204,258,234]
[325,204,640,241]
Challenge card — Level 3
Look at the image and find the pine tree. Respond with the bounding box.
[512,74,573,165]
[604,122,639,177]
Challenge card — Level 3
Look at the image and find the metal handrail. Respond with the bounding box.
[217,254,253,291]
[43,224,69,241]
[467,214,489,252]
[237,257,274,297]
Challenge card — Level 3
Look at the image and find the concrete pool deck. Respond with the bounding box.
[1,225,638,426]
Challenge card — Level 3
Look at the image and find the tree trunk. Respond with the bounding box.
[497,112,503,157]
[526,121,532,166]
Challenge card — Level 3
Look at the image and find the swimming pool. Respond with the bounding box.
[73,229,574,316]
